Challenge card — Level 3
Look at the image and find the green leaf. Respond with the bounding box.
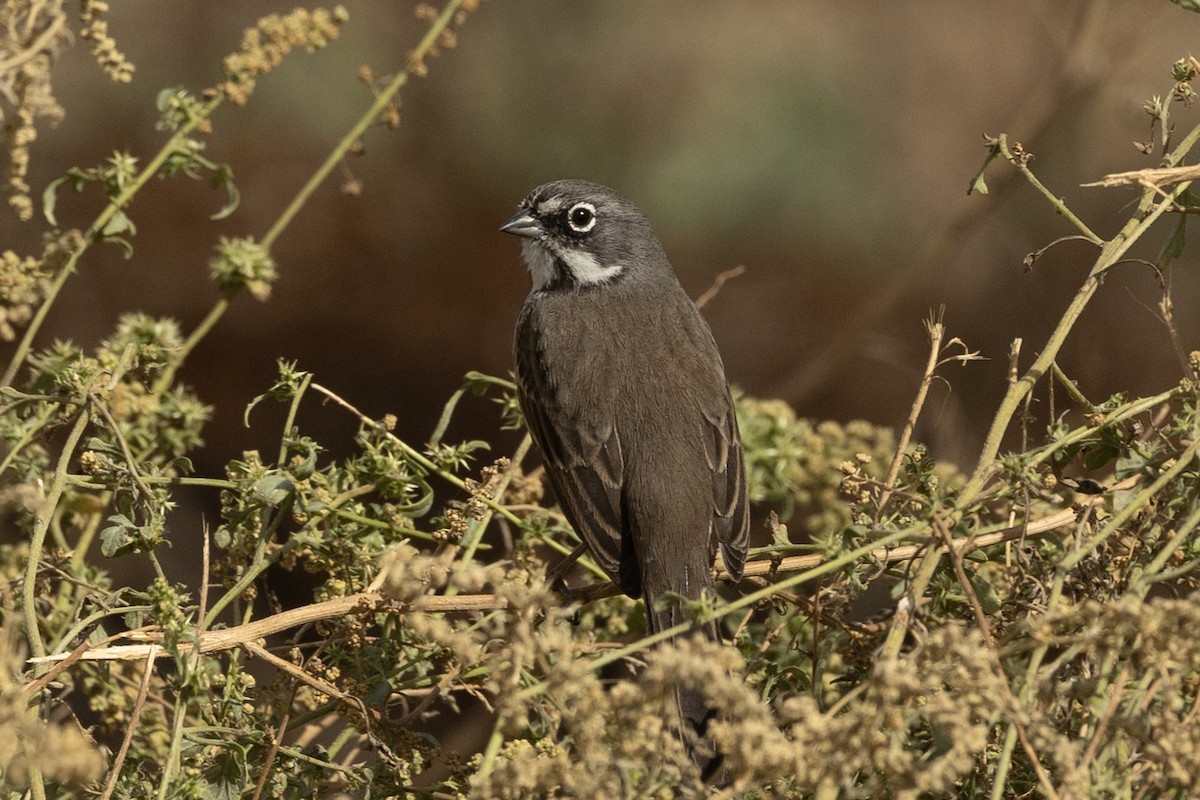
[203,748,248,800]
[287,437,320,480]
[42,176,68,226]
[102,235,135,260]
[968,171,989,196]
[768,511,790,547]
[42,168,94,225]
[394,475,434,517]
[1083,443,1119,472]
[464,370,517,392]
[155,87,177,112]
[100,513,138,557]
[102,209,137,237]
[209,164,240,220]
[1159,215,1186,265]
[243,390,269,426]
[428,385,468,449]
[253,474,295,506]
[967,570,1002,615]
[365,678,393,706]
[967,136,1003,196]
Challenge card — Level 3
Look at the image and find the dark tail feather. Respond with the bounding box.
[644,591,727,783]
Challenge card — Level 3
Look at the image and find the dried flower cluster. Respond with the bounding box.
[0,0,68,220]
[0,625,103,789]
[78,0,133,83]
[215,6,349,106]
[0,229,81,340]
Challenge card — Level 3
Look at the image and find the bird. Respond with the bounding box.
[501,179,749,777]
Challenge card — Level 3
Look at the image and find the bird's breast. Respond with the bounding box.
[519,286,723,449]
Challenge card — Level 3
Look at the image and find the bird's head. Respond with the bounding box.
[501,179,665,292]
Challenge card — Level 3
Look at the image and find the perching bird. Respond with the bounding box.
[501,179,749,776]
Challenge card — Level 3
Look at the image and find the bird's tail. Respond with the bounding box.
[644,588,726,783]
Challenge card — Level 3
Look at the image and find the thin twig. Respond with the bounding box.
[1082,163,1200,190]
[249,691,292,800]
[996,135,1102,244]
[98,646,159,800]
[875,309,947,521]
[1075,665,1128,778]
[89,396,155,501]
[243,640,360,708]
[694,265,747,310]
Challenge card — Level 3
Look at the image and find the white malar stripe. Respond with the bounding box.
[558,247,623,286]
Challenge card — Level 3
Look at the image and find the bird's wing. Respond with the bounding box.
[703,398,749,581]
[515,343,628,588]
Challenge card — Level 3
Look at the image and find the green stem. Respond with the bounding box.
[1050,362,1097,412]
[24,408,90,661]
[995,134,1102,244]
[474,723,506,785]
[277,371,312,465]
[989,726,1021,800]
[156,680,192,800]
[69,508,104,571]
[880,540,943,660]
[1133,502,1200,594]
[202,536,301,629]
[66,474,237,491]
[331,507,442,542]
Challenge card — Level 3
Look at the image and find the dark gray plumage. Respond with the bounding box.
[502,179,749,776]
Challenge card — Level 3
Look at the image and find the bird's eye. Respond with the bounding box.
[566,202,597,233]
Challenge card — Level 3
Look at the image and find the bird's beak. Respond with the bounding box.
[500,211,543,238]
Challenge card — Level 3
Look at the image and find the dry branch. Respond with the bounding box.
[1082,164,1200,190]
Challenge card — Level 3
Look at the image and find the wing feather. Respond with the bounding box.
[703,401,749,581]
[516,313,630,590]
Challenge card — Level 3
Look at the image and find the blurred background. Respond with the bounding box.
[5,1,1200,556]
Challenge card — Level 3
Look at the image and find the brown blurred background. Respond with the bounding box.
[5,2,1200,562]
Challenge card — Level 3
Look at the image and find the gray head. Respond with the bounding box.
[500,179,669,292]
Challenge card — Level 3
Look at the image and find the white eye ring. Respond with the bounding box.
[566,202,597,233]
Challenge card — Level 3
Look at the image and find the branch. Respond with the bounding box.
[24,492,1115,667]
